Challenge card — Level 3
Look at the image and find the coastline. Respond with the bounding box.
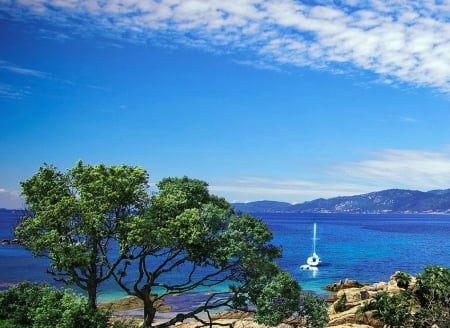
[102,272,413,328]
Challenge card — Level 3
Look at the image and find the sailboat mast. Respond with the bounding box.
[312,223,317,253]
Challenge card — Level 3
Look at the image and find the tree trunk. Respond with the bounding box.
[88,240,98,310]
[87,279,98,310]
[142,292,157,328]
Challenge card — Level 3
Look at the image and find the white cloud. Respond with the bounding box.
[210,148,450,203]
[210,176,380,203]
[2,0,450,92]
[0,189,23,209]
[332,148,450,190]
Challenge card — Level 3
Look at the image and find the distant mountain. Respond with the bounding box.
[232,200,291,213]
[232,189,450,214]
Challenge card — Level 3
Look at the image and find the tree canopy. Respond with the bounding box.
[16,161,150,309]
[16,163,302,327]
[113,176,292,327]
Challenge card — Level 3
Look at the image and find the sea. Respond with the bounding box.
[1,209,450,310]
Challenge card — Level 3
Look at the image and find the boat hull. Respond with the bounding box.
[307,252,321,266]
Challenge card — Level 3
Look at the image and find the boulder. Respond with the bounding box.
[326,279,366,292]
[366,282,387,292]
[325,276,412,328]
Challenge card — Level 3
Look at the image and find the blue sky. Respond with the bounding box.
[1,0,450,208]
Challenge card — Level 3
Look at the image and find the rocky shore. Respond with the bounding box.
[105,272,413,328]
[324,272,416,327]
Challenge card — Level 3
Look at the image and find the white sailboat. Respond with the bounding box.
[300,223,321,270]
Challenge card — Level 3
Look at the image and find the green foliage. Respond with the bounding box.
[413,265,450,327]
[0,319,28,328]
[16,161,150,309]
[0,282,110,328]
[355,299,373,316]
[296,293,329,328]
[333,293,347,312]
[0,281,43,325]
[255,271,301,326]
[357,266,450,328]
[115,176,291,327]
[109,318,140,328]
[414,265,450,306]
[17,165,307,328]
[371,291,413,327]
[395,271,412,289]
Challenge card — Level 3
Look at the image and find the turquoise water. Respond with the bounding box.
[1,210,450,304]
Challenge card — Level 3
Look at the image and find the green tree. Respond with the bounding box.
[15,162,150,309]
[113,176,292,327]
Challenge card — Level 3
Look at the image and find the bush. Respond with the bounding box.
[333,293,347,312]
[414,265,450,307]
[357,266,450,328]
[0,282,45,325]
[413,266,450,327]
[370,291,413,327]
[255,271,301,326]
[296,293,329,328]
[0,282,110,328]
[395,271,412,289]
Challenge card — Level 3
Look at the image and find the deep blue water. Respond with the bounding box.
[262,213,450,296]
[1,210,449,303]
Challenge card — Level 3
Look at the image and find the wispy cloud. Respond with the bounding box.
[2,0,450,92]
[0,60,47,78]
[210,176,380,203]
[332,148,450,190]
[0,83,29,99]
[399,116,419,123]
[210,147,450,203]
[0,60,47,99]
[0,59,107,98]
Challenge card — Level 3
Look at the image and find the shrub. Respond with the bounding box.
[255,271,301,326]
[296,293,329,328]
[395,271,412,289]
[32,287,110,328]
[0,281,44,325]
[371,291,413,327]
[414,265,450,307]
[357,266,450,328]
[413,266,450,327]
[0,282,110,328]
[333,293,347,312]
